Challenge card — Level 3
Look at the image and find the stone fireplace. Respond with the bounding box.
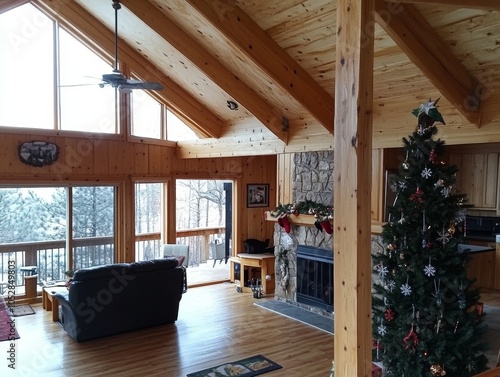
[272,151,334,317]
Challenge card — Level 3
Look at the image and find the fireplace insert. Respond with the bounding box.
[296,245,333,313]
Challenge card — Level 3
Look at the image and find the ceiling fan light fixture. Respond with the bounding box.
[227,100,238,111]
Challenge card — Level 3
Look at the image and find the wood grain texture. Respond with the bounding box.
[334,0,374,375]
[0,284,333,376]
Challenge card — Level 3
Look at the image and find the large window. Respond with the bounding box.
[0,3,200,140]
[0,186,115,284]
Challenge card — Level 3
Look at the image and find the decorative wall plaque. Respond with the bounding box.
[18,141,59,167]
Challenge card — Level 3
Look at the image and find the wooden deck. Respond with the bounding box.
[0,284,498,376]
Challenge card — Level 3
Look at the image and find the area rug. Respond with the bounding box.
[0,307,19,342]
[254,299,333,335]
[7,304,35,317]
[187,355,282,377]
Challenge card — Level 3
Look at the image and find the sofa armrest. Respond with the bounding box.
[53,292,81,341]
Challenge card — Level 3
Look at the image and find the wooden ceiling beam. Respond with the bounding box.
[375,0,482,127]
[34,0,223,139]
[384,0,500,12]
[186,0,335,133]
[121,0,288,143]
[0,0,29,13]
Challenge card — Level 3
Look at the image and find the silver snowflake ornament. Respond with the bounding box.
[398,181,407,190]
[441,186,452,198]
[424,263,436,277]
[400,283,412,296]
[421,167,433,179]
[377,263,389,278]
[386,280,396,292]
[378,323,387,336]
[436,229,451,245]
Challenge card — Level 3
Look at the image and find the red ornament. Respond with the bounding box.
[384,308,395,321]
[403,327,419,350]
[429,149,438,164]
[410,187,423,203]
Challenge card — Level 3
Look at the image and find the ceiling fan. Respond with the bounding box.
[100,0,163,91]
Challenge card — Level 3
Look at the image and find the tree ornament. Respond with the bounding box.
[436,228,451,245]
[400,278,412,296]
[378,320,387,336]
[403,325,419,349]
[441,186,452,198]
[429,149,438,164]
[423,257,436,277]
[434,179,444,188]
[377,263,389,278]
[384,308,395,321]
[410,187,423,203]
[421,166,433,179]
[433,279,442,306]
[385,280,396,292]
[430,364,447,376]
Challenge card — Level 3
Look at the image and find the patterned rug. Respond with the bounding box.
[187,355,282,377]
[0,305,19,342]
[8,304,35,317]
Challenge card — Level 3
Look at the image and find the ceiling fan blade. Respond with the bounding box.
[119,81,164,91]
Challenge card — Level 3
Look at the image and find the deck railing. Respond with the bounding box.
[0,227,226,290]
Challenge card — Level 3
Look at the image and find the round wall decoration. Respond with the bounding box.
[18,141,59,167]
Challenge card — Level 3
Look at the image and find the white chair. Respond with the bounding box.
[162,244,190,268]
[209,241,226,267]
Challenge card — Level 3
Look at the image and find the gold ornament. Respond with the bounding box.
[430,364,446,376]
[448,224,456,235]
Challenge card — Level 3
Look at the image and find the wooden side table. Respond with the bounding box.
[229,253,275,295]
[42,286,67,322]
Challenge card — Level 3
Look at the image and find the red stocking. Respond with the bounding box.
[280,214,291,233]
[321,219,333,234]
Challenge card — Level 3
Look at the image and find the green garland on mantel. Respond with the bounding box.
[269,199,333,220]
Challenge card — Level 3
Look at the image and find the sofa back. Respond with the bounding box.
[66,258,183,340]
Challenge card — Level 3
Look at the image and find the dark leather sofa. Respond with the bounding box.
[55,258,185,342]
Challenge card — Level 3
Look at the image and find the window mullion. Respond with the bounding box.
[53,20,61,130]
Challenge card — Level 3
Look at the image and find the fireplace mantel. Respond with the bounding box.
[264,211,384,235]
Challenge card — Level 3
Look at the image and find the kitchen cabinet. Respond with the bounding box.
[450,152,499,211]
[465,240,500,290]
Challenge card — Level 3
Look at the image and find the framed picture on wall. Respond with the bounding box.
[247,184,269,208]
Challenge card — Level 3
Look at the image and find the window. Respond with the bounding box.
[131,90,199,141]
[1,3,200,139]
[59,28,116,133]
[0,186,115,284]
[135,182,162,261]
[0,4,54,129]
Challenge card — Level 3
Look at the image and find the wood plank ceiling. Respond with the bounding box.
[15,0,500,157]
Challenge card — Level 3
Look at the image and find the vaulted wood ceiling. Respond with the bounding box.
[6,0,500,157]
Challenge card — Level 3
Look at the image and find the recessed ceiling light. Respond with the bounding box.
[227,100,239,110]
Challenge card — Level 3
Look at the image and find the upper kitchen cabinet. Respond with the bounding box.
[449,145,500,214]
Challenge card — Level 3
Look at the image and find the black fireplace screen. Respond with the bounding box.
[296,245,333,312]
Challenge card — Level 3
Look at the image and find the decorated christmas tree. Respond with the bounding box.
[372,99,488,376]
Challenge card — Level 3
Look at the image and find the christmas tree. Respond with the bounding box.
[372,99,489,377]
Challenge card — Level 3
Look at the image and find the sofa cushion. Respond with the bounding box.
[131,258,178,273]
[72,263,132,281]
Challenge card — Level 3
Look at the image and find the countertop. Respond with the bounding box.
[458,244,495,254]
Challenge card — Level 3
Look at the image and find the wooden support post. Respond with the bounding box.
[334,0,375,376]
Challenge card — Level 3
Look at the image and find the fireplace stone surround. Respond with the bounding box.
[272,151,334,317]
[271,151,384,318]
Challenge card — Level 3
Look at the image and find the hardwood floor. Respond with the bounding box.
[0,283,332,376]
[1,284,499,376]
